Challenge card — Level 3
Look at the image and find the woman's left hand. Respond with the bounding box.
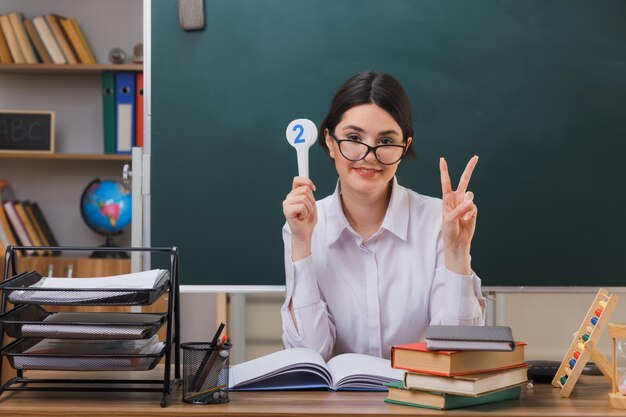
[439,155,479,275]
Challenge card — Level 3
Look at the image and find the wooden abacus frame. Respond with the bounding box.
[551,288,619,397]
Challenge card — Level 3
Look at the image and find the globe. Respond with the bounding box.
[80,179,131,258]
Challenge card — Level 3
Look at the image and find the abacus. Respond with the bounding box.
[552,288,619,397]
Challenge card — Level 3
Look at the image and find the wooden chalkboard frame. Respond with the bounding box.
[0,110,55,153]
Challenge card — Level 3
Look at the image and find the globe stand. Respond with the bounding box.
[89,234,130,259]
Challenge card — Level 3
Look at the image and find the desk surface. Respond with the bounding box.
[0,371,625,417]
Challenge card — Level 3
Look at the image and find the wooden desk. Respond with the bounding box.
[0,372,625,417]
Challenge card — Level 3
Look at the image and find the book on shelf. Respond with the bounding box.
[68,16,96,64]
[22,201,51,250]
[32,16,65,64]
[0,14,24,63]
[13,201,46,255]
[228,347,404,391]
[8,12,38,64]
[23,18,52,64]
[0,199,18,251]
[384,380,522,410]
[404,366,529,396]
[0,18,13,63]
[45,13,77,64]
[60,17,94,64]
[426,325,516,351]
[2,201,35,255]
[391,342,526,376]
[29,201,60,249]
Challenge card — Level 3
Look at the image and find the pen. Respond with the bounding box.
[191,323,225,391]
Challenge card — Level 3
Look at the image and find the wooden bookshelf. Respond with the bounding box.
[0,152,131,161]
[0,64,142,74]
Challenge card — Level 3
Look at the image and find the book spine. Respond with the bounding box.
[32,16,65,64]
[8,12,37,63]
[2,201,35,255]
[0,203,18,247]
[0,18,13,63]
[24,18,52,64]
[69,17,96,64]
[60,17,91,64]
[45,13,77,64]
[0,14,25,63]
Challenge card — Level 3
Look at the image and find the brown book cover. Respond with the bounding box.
[8,12,37,63]
[2,201,35,255]
[0,14,25,63]
[23,201,52,255]
[69,17,96,64]
[391,342,526,376]
[24,18,52,64]
[14,201,45,255]
[0,18,13,63]
[45,13,77,64]
[0,202,18,248]
[60,17,92,64]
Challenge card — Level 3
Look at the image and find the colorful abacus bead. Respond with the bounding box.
[595,308,603,317]
[569,358,577,368]
[582,333,590,342]
[590,316,598,326]
[573,351,581,359]
[599,300,607,308]
[560,375,568,385]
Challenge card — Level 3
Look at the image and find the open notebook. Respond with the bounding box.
[228,348,404,391]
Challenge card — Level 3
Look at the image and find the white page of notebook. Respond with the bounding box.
[40,269,166,289]
[327,353,403,387]
[229,347,331,388]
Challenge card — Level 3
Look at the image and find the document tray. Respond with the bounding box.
[1,337,166,371]
[0,271,169,306]
[0,305,167,340]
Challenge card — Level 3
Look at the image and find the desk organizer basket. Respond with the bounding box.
[0,246,181,407]
[0,271,169,306]
[2,337,166,371]
[0,305,167,340]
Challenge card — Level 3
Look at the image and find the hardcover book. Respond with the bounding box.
[384,380,522,410]
[229,347,404,391]
[391,342,526,376]
[426,325,516,351]
[404,366,529,396]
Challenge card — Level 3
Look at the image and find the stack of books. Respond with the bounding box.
[0,198,59,256]
[387,326,528,410]
[0,11,96,65]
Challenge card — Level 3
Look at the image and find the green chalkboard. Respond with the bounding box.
[152,0,626,286]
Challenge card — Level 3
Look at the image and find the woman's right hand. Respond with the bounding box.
[282,176,317,261]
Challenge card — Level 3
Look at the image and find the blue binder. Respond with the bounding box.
[114,72,136,154]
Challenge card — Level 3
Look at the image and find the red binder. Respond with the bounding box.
[136,72,144,147]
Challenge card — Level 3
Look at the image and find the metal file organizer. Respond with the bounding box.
[0,246,181,407]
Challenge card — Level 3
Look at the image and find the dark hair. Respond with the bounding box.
[319,71,415,157]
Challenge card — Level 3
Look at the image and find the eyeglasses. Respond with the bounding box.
[329,131,407,165]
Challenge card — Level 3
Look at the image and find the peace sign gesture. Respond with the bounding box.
[439,155,479,275]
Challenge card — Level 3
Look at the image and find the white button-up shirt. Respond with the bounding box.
[281,178,486,361]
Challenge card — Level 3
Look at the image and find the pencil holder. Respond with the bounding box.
[181,342,231,404]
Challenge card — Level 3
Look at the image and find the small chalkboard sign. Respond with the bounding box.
[0,110,55,153]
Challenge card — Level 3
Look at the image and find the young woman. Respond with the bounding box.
[281,71,485,361]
